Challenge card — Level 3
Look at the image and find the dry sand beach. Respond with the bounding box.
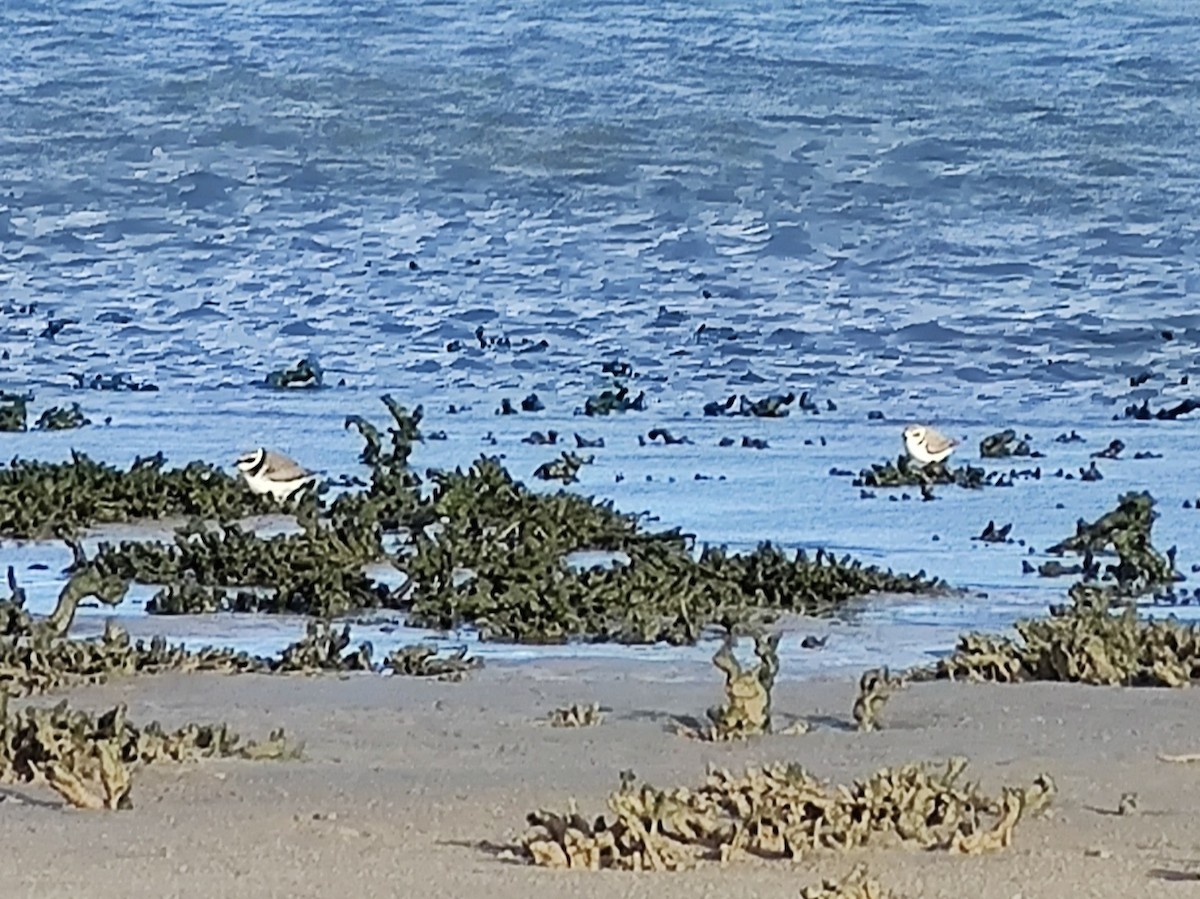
[4,664,1200,899]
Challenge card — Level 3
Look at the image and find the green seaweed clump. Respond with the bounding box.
[521,757,1048,870]
[1045,491,1177,596]
[0,451,271,539]
[854,455,990,489]
[532,451,593,484]
[584,383,646,416]
[0,693,300,810]
[933,594,1200,687]
[34,402,91,430]
[0,392,29,432]
[979,428,1038,458]
[265,356,323,389]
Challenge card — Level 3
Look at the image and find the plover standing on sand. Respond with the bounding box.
[902,424,959,465]
[235,448,317,502]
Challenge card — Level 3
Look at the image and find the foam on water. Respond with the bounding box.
[2,0,1200,677]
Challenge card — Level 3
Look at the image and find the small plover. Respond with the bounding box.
[234,447,317,502]
[902,424,959,465]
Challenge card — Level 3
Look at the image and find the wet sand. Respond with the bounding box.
[4,663,1200,898]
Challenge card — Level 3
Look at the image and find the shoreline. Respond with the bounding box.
[4,664,1200,898]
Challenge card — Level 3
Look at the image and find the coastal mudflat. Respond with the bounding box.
[4,664,1199,899]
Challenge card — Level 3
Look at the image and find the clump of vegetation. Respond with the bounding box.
[34,402,91,430]
[1045,491,1177,597]
[933,594,1200,687]
[0,693,300,810]
[0,452,271,539]
[584,383,646,415]
[0,392,29,431]
[852,667,902,732]
[383,644,482,680]
[521,758,1052,869]
[854,456,991,489]
[801,866,894,899]
[264,356,323,389]
[533,451,593,484]
[680,633,779,740]
[548,703,604,727]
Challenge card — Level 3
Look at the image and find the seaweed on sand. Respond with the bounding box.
[931,593,1200,687]
[0,693,300,810]
[520,758,1050,869]
[548,703,603,727]
[683,632,779,740]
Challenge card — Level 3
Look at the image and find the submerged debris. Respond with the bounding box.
[533,451,594,484]
[801,866,894,899]
[520,758,1048,870]
[548,703,604,727]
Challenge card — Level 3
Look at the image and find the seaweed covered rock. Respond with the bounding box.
[0,694,300,810]
[0,452,271,538]
[1046,491,1177,595]
[521,758,1048,869]
[934,594,1200,687]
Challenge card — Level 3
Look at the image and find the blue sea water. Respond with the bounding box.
[2,0,1200,676]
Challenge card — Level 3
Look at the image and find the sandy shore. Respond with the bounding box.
[4,662,1200,898]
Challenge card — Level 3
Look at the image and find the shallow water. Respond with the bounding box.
[2,0,1199,677]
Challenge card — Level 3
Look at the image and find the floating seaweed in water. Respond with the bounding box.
[520,757,1048,869]
[70,372,159,392]
[853,455,990,489]
[979,429,1040,458]
[533,451,593,484]
[0,693,300,811]
[852,667,902,732]
[34,402,91,430]
[1120,398,1200,421]
[0,391,29,431]
[264,356,324,389]
[584,383,646,416]
[1045,491,1177,596]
